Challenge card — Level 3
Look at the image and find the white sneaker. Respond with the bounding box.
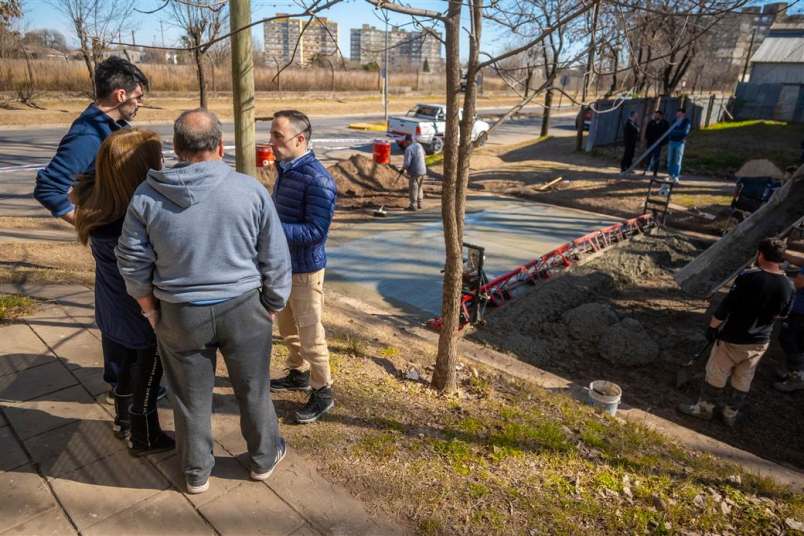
[658,185,670,196]
[672,176,680,184]
[250,439,287,481]
[186,480,209,494]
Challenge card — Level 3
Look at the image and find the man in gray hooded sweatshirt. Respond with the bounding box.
[116,109,292,494]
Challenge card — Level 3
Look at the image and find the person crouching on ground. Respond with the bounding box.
[71,128,174,456]
[678,238,794,426]
[403,134,427,210]
[268,110,338,424]
[116,109,292,494]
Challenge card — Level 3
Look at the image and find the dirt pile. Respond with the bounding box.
[327,154,406,197]
[562,303,619,342]
[735,159,784,179]
[474,230,705,367]
[598,317,659,366]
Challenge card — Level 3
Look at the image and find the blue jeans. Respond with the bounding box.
[667,140,685,179]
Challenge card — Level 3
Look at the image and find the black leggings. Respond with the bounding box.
[101,335,163,413]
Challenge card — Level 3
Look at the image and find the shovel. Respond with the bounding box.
[675,340,713,389]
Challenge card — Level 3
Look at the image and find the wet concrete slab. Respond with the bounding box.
[326,194,618,316]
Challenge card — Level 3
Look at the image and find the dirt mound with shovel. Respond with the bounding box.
[327,154,406,197]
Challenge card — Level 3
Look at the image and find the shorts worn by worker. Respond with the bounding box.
[277,269,331,390]
[408,174,425,208]
[705,339,769,392]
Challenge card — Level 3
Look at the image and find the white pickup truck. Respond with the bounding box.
[387,103,490,154]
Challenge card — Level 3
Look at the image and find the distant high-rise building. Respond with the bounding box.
[263,14,339,66]
[350,24,441,70]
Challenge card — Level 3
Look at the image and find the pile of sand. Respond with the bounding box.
[598,318,659,366]
[327,154,406,197]
[735,159,784,179]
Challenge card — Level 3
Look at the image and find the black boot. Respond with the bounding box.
[113,391,132,440]
[128,408,175,457]
[270,369,311,392]
[295,386,334,424]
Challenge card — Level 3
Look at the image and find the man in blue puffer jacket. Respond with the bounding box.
[268,110,338,424]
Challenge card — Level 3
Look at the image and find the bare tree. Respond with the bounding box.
[0,0,21,58]
[170,0,227,108]
[49,0,136,96]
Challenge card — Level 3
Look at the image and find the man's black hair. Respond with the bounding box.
[94,56,149,100]
[677,108,687,114]
[758,238,786,263]
[655,110,664,115]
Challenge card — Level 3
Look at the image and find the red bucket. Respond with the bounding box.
[256,144,275,167]
[372,139,391,165]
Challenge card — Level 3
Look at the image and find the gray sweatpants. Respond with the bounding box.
[156,289,280,486]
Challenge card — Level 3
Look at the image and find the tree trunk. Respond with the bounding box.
[229,0,257,177]
[430,0,464,394]
[194,47,207,109]
[540,85,553,137]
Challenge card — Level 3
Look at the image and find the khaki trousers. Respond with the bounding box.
[408,174,424,207]
[705,339,769,392]
[276,269,331,389]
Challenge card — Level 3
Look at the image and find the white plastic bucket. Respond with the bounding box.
[588,380,622,416]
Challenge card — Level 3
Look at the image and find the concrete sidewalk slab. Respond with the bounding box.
[0,361,77,402]
[50,450,170,531]
[82,490,215,536]
[3,384,108,440]
[0,506,77,536]
[0,464,59,533]
[0,295,408,535]
[0,323,55,377]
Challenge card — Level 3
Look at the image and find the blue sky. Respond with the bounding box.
[20,0,480,59]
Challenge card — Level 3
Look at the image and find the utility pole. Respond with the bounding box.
[577,0,600,151]
[741,28,757,82]
[229,0,257,177]
[383,15,390,126]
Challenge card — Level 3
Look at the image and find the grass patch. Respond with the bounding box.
[671,193,732,208]
[272,329,804,535]
[0,294,35,321]
[684,120,804,176]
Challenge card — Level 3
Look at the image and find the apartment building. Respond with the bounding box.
[350,24,441,70]
[263,14,339,66]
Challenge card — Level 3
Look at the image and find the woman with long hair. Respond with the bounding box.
[72,128,174,456]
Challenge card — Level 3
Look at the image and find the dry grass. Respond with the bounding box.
[271,323,804,535]
[0,59,507,95]
[0,294,36,321]
[0,241,94,286]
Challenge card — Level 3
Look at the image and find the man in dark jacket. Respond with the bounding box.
[642,110,670,177]
[268,110,338,424]
[620,111,640,173]
[666,108,692,183]
[678,238,794,427]
[34,56,148,393]
[34,56,148,224]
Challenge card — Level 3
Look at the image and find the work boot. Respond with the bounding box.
[113,390,133,440]
[721,405,740,428]
[677,400,715,420]
[270,369,311,392]
[773,371,804,392]
[404,205,416,212]
[295,386,334,424]
[108,384,167,405]
[128,409,176,457]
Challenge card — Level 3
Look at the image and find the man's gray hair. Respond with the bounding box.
[173,108,223,154]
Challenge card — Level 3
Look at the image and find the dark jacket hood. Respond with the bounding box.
[146,159,230,209]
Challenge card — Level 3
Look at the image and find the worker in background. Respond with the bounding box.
[666,108,691,183]
[775,247,804,392]
[642,110,670,178]
[403,134,427,211]
[620,111,640,173]
[678,238,794,427]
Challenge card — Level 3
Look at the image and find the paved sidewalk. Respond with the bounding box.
[0,283,405,536]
